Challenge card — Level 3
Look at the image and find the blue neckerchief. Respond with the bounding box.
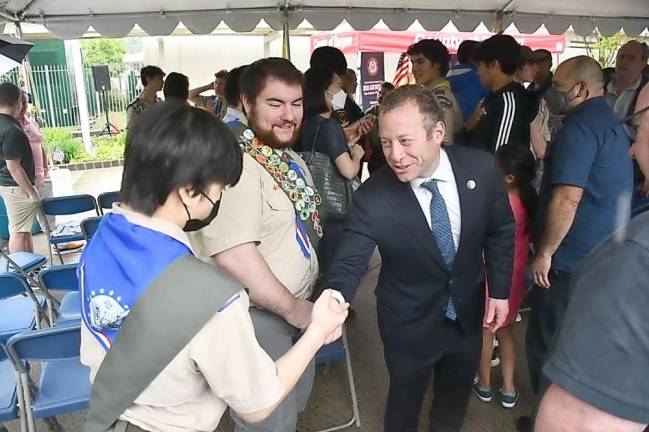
[79,213,191,350]
[288,160,312,258]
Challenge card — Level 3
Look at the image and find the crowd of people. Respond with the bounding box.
[0,30,648,432]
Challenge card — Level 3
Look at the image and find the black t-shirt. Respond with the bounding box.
[543,211,649,424]
[0,113,34,187]
[469,82,535,153]
[298,115,348,162]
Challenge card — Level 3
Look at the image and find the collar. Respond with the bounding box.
[607,76,643,96]
[112,204,194,253]
[428,78,451,91]
[565,96,608,119]
[138,88,158,103]
[226,106,247,124]
[410,149,453,189]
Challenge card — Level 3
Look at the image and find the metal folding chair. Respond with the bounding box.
[80,216,102,243]
[6,322,90,432]
[0,349,20,432]
[38,264,80,324]
[314,327,361,432]
[97,191,120,215]
[41,195,99,264]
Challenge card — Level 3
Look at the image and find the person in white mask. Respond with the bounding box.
[298,66,365,274]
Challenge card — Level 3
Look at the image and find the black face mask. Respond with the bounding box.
[183,191,221,232]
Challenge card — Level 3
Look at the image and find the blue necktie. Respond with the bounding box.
[422,179,457,320]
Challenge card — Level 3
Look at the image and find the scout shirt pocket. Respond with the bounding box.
[262,180,295,238]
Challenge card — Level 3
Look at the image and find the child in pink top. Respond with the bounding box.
[473,144,536,408]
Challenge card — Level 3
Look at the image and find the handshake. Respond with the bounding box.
[289,290,350,346]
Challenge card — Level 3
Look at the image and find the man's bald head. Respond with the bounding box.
[559,56,605,89]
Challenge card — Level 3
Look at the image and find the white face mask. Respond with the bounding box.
[331,90,347,111]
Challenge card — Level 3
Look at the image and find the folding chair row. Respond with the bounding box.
[40,191,119,265]
[5,322,91,432]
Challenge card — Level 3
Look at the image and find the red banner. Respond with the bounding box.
[310,30,566,54]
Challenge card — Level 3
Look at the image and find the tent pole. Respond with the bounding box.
[14,22,39,108]
[281,0,291,60]
[66,39,94,156]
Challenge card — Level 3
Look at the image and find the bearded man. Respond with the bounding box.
[190,57,322,432]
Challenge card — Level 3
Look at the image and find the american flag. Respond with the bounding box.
[393,52,411,88]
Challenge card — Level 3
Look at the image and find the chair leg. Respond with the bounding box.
[54,244,64,265]
[44,417,62,432]
[20,372,36,432]
[14,371,27,432]
[342,329,361,428]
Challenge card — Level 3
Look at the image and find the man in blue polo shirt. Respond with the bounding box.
[517,56,633,432]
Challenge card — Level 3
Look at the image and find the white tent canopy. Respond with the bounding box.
[0,1,647,39]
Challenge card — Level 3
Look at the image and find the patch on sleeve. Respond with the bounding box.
[435,94,453,110]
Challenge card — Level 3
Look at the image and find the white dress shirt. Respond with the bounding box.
[410,149,461,251]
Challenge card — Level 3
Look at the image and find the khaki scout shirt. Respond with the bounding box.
[192,149,319,300]
[80,205,284,432]
[427,78,463,145]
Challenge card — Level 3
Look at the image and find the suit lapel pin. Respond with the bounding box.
[467,180,476,190]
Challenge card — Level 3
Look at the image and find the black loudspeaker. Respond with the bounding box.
[91,65,111,91]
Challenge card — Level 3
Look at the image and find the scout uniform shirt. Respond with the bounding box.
[427,78,463,145]
[126,89,160,128]
[80,205,284,432]
[192,148,319,301]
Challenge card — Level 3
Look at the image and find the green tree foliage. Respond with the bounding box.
[81,39,127,75]
[585,31,648,68]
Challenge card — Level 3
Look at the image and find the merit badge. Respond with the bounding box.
[243,129,254,140]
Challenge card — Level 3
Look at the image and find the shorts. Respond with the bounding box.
[0,185,39,234]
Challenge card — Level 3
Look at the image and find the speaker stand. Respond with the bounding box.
[98,90,120,137]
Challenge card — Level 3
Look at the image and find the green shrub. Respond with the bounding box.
[42,128,85,164]
[42,128,126,164]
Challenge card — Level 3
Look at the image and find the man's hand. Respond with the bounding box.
[485,298,509,333]
[286,298,314,330]
[344,115,376,143]
[532,253,553,289]
[28,189,41,203]
[350,143,365,160]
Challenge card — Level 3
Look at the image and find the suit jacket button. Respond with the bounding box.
[449,279,455,286]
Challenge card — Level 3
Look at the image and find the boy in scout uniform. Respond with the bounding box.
[407,39,463,145]
[193,58,323,431]
[81,102,349,432]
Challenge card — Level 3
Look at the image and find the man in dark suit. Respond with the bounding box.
[323,85,515,432]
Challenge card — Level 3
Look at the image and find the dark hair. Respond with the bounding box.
[121,101,243,216]
[163,72,190,100]
[407,39,451,76]
[457,40,480,64]
[495,144,537,224]
[240,57,304,104]
[310,46,347,76]
[224,65,248,106]
[0,82,22,108]
[379,85,444,136]
[304,67,335,117]
[381,82,395,91]
[215,69,228,80]
[473,34,521,75]
[140,65,165,87]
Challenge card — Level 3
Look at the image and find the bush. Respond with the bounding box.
[42,128,126,164]
[42,128,85,164]
[92,134,125,161]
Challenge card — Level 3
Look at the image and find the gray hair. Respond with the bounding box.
[378,85,444,137]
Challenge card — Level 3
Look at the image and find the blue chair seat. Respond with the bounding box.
[32,359,90,418]
[0,358,17,422]
[0,295,41,344]
[57,292,81,323]
[315,339,346,365]
[0,252,47,272]
[49,233,84,245]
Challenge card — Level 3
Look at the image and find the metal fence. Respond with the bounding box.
[1,65,141,129]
